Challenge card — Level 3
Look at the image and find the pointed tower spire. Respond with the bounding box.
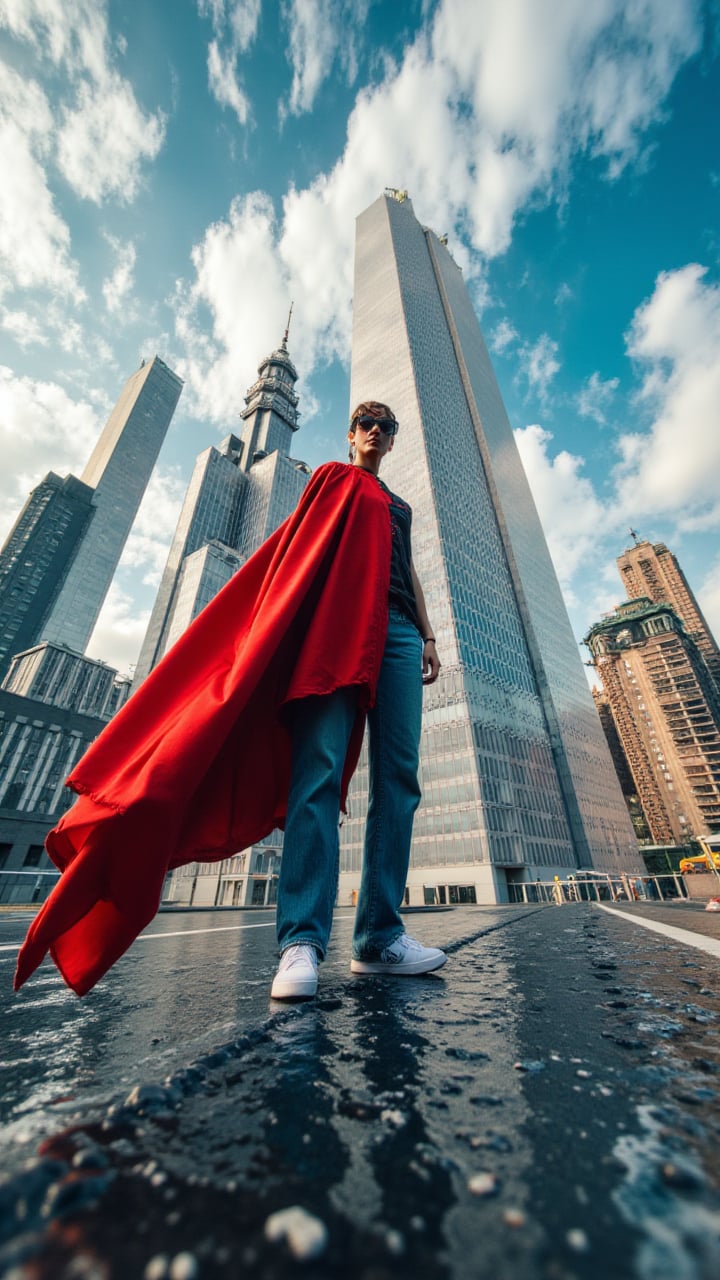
[282,301,294,350]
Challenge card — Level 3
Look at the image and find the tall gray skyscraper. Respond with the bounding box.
[40,356,183,654]
[340,191,640,904]
[0,473,95,679]
[134,331,309,686]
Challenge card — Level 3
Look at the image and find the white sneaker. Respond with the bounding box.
[350,934,447,976]
[271,944,319,1000]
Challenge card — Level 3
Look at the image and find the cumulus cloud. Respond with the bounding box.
[282,0,370,118]
[517,334,561,403]
[176,0,700,416]
[57,74,165,203]
[199,0,261,122]
[174,192,292,423]
[85,581,151,674]
[0,0,166,211]
[207,39,251,124]
[0,63,84,301]
[615,263,720,524]
[577,370,620,425]
[1,309,49,348]
[489,318,519,354]
[0,365,99,544]
[102,235,137,316]
[514,423,608,593]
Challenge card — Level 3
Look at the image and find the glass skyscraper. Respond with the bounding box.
[339,192,640,903]
[40,356,183,654]
[0,473,94,679]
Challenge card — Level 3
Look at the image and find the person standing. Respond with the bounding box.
[271,401,446,999]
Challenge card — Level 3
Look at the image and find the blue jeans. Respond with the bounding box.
[276,609,423,960]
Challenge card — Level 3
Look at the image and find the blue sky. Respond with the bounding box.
[0,0,719,676]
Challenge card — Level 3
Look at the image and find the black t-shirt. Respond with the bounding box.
[375,477,423,636]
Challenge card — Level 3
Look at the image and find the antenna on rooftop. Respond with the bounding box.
[283,301,294,348]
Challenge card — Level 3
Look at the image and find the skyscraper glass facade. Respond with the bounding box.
[41,357,183,654]
[0,473,94,679]
[341,194,639,901]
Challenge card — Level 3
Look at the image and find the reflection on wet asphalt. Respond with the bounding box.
[1,904,719,1279]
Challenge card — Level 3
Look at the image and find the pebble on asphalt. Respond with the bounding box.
[467,1173,500,1197]
[264,1206,329,1260]
[169,1251,200,1280]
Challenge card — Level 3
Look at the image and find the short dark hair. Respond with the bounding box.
[349,400,397,431]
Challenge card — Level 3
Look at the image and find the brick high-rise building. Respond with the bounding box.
[617,537,720,693]
[585,598,720,844]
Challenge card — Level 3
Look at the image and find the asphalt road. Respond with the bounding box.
[1,902,720,1279]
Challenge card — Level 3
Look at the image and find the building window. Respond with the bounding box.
[0,843,12,869]
[23,845,45,867]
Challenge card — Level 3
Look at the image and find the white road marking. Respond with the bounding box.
[0,914,356,953]
[597,904,720,960]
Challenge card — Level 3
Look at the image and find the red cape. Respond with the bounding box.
[14,462,392,996]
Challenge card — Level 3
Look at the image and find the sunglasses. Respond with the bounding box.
[353,415,398,436]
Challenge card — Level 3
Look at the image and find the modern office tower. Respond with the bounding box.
[2,641,130,721]
[340,191,639,904]
[40,357,183,654]
[163,541,245,652]
[0,473,94,680]
[133,435,249,682]
[134,333,310,683]
[617,537,720,692]
[585,598,720,843]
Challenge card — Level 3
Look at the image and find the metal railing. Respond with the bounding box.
[507,874,689,905]
[0,869,59,906]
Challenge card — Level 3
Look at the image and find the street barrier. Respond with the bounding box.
[0,868,59,907]
[507,873,689,905]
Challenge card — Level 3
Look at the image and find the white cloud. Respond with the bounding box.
[57,73,165,204]
[489,317,519,354]
[102,235,137,316]
[0,0,166,209]
[0,308,49,347]
[577,370,620,425]
[517,333,561,402]
[514,423,608,593]
[200,1,261,122]
[176,0,701,418]
[207,39,251,125]
[615,263,720,524]
[174,191,292,424]
[0,63,84,301]
[85,581,151,675]
[0,365,99,544]
[281,0,371,119]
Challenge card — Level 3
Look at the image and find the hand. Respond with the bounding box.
[422,639,440,684]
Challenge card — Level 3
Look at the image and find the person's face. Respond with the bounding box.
[348,411,396,468]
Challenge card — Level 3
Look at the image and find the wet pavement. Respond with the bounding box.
[1,903,719,1279]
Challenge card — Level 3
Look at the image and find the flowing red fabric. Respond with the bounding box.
[14,462,392,996]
